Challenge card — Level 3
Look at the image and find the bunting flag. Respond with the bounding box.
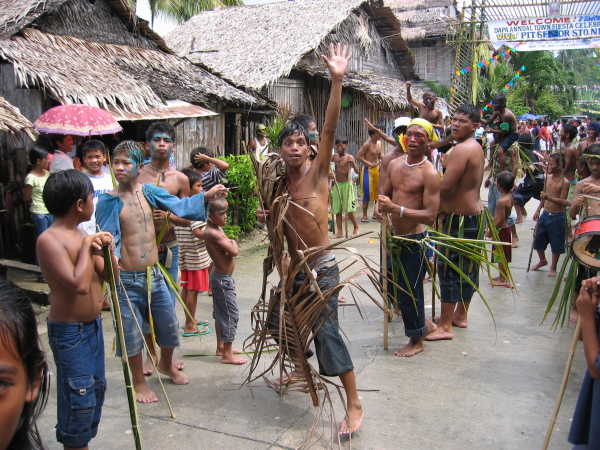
[480,66,526,114]
[575,99,600,104]
[455,48,515,76]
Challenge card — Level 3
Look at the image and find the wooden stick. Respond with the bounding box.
[582,194,600,203]
[542,317,581,450]
[382,214,389,350]
[431,214,440,321]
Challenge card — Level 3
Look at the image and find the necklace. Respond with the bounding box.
[149,164,169,182]
[405,156,428,167]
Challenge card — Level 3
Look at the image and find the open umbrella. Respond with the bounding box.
[517,113,536,121]
[34,104,122,136]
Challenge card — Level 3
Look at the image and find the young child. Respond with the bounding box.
[531,153,570,277]
[568,276,600,447]
[204,198,247,365]
[490,170,515,287]
[331,137,360,238]
[0,279,50,450]
[190,146,230,191]
[80,140,114,235]
[24,145,52,282]
[96,140,227,403]
[37,169,117,449]
[174,168,212,337]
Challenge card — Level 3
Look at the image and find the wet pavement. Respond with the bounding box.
[9,194,586,449]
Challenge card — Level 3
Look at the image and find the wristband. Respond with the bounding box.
[400,206,405,218]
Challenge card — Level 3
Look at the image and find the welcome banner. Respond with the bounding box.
[488,15,600,51]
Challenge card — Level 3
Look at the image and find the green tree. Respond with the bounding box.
[130,0,243,26]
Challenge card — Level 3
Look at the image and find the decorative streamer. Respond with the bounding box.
[455,48,515,76]
[480,66,526,114]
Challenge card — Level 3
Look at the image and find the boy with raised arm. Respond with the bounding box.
[480,93,518,173]
[203,198,247,365]
[37,169,118,449]
[405,81,444,131]
[96,141,227,403]
[257,44,363,436]
[377,118,440,356]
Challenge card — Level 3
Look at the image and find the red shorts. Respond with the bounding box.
[180,269,209,292]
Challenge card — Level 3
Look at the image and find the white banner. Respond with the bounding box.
[488,15,600,51]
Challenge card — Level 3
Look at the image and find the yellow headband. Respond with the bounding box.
[408,118,439,143]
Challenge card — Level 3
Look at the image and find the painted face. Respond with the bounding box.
[113,153,139,183]
[405,125,429,154]
[451,113,477,141]
[278,130,309,167]
[306,122,319,144]
[336,141,347,154]
[149,133,174,160]
[83,150,105,174]
[0,335,40,450]
[423,94,436,109]
[190,180,203,195]
[209,202,228,227]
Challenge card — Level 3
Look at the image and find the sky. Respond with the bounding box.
[136,0,278,36]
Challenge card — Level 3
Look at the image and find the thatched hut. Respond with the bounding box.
[0,0,270,258]
[389,0,458,87]
[166,0,447,156]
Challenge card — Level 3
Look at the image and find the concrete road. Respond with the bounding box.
[13,196,585,449]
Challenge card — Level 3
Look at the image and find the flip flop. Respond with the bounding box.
[181,320,210,329]
[361,218,369,222]
[182,327,212,337]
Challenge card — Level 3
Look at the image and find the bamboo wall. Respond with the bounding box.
[172,112,225,169]
[266,79,305,117]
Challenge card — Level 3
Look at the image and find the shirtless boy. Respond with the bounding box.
[426,104,485,341]
[257,44,363,435]
[331,137,360,238]
[203,198,247,365]
[406,81,444,131]
[480,93,518,173]
[578,122,600,154]
[562,123,580,240]
[357,128,383,221]
[96,141,227,403]
[531,153,570,277]
[37,169,118,449]
[138,122,190,375]
[377,119,440,356]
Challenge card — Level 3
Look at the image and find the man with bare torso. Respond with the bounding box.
[377,118,440,356]
[138,122,191,375]
[257,44,363,436]
[331,137,360,238]
[406,81,444,132]
[480,93,518,173]
[426,104,485,341]
[578,122,600,155]
[357,129,383,221]
[562,123,581,240]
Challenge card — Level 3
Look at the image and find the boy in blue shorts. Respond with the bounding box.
[37,170,118,449]
[531,153,570,277]
[96,141,228,403]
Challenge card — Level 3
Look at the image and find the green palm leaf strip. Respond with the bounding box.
[542,256,578,330]
[102,247,142,450]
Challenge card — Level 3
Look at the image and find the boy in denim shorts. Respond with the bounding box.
[37,170,118,448]
[96,141,228,403]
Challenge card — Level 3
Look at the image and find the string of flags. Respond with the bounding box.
[455,48,514,76]
[575,99,600,104]
[480,66,526,114]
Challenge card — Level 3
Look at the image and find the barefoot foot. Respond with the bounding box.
[143,356,157,376]
[135,383,158,403]
[273,370,302,387]
[531,259,548,271]
[216,348,243,356]
[221,355,248,365]
[425,328,454,341]
[331,234,343,239]
[548,269,558,277]
[158,363,189,385]
[339,405,364,436]
[394,338,424,357]
[352,228,360,237]
[570,308,579,323]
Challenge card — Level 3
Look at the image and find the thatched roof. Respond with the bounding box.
[297,63,449,111]
[0,28,265,113]
[166,0,415,90]
[0,0,168,50]
[388,0,456,40]
[0,95,36,140]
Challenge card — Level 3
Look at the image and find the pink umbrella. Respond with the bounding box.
[34,104,123,136]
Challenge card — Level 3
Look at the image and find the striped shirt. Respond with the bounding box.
[202,167,227,191]
[174,221,212,271]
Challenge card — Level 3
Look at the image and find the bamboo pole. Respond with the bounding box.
[103,247,142,450]
[542,317,581,450]
[382,214,389,350]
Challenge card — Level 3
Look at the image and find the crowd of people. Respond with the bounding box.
[5,41,600,449]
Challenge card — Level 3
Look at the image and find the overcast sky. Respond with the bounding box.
[137,0,279,36]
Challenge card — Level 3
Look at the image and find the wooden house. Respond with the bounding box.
[389,0,458,88]
[166,0,447,157]
[0,0,269,257]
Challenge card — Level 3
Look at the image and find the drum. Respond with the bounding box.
[571,216,600,269]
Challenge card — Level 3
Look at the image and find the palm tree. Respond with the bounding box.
[150,0,243,25]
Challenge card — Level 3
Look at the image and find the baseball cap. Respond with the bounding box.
[393,116,411,131]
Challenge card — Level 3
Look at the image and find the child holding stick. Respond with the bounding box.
[489,170,515,287]
[568,276,600,447]
[204,198,247,365]
[37,169,118,449]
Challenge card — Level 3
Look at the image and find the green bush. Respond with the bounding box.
[222,224,242,240]
[221,155,259,236]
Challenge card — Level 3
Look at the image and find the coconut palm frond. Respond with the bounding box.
[542,256,579,330]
